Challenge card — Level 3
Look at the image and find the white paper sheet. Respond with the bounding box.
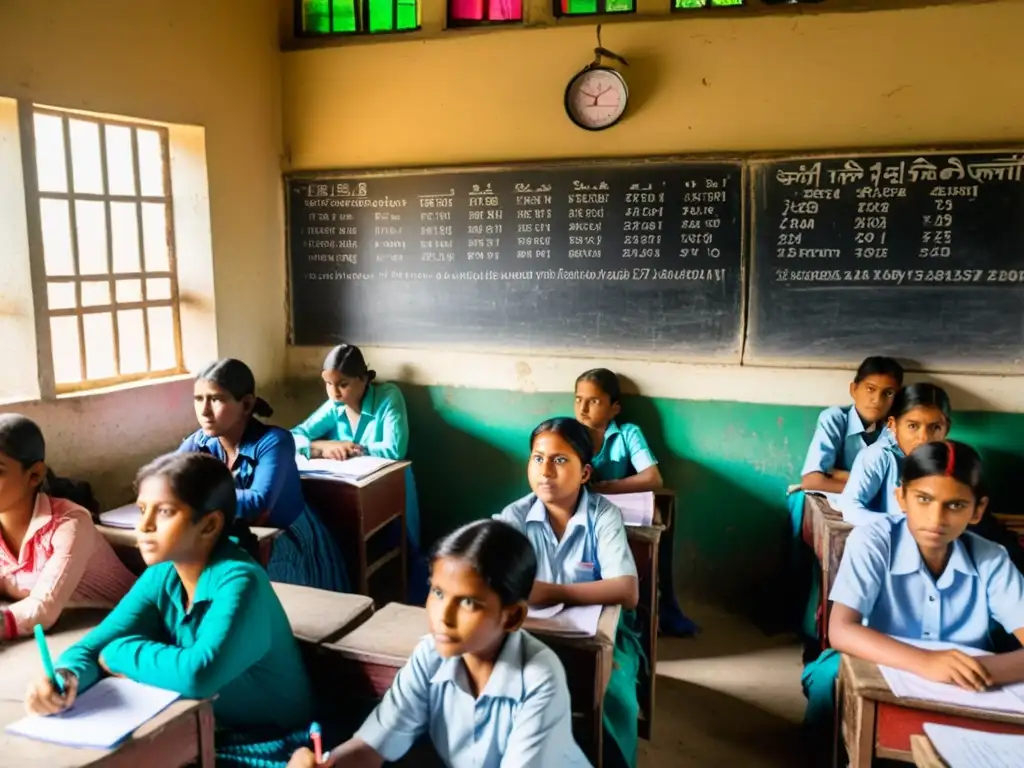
[924,723,1024,768]
[295,455,395,481]
[98,504,141,530]
[523,604,602,638]
[877,638,1024,714]
[5,677,180,749]
[526,603,565,620]
[601,492,655,527]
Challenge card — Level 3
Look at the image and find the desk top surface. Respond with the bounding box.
[98,525,281,543]
[0,699,207,768]
[271,582,374,644]
[841,654,1024,725]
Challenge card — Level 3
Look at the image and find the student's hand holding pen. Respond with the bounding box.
[311,441,363,461]
[919,649,995,692]
[287,747,335,767]
[24,670,78,715]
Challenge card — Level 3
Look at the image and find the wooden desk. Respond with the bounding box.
[301,463,409,605]
[838,654,1024,766]
[98,524,283,574]
[322,602,620,768]
[271,582,374,645]
[803,493,853,648]
[910,735,947,768]
[527,605,621,768]
[625,524,661,740]
[0,698,215,768]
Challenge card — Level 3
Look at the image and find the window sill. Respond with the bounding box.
[0,372,194,409]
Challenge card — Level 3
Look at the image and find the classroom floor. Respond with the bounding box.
[640,598,823,768]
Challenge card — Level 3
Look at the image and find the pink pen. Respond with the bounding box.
[310,722,323,764]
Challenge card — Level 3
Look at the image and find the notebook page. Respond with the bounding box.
[601,492,655,527]
[924,723,1024,768]
[5,678,180,749]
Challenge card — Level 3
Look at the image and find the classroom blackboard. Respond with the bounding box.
[746,151,1024,371]
[286,160,745,360]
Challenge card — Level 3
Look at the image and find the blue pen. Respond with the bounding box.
[33,624,65,695]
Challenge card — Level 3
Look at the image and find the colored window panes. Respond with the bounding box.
[301,0,418,34]
[450,0,523,22]
[675,0,744,7]
[560,0,633,14]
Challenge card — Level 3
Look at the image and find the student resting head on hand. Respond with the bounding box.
[838,382,951,526]
[0,414,134,643]
[287,519,590,768]
[27,452,316,766]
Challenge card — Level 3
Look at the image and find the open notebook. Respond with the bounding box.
[924,723,1024,768]
[878,639,1024,714]
[295,455,398,484]
[523,604,602,638]
[98,504,141,530]
[5,678,180,749]
[600,492,655,527]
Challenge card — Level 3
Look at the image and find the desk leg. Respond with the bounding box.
[197,703,216,767]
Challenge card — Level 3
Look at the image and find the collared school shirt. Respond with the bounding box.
[179,420,304,528]
[357,631,591,768]
[291,382,409,460]
[493,489,637,584]
[830,514,1024,647]
[837,429,904,526]
[1,494,135,640]
[591,421,657,483]
[801,405,879,477]
[57,541,313,732]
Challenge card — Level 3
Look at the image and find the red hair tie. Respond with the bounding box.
[944,441,956,476]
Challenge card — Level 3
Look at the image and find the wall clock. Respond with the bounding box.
[564,26,630,132]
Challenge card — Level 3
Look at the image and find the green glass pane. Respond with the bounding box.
[369,0,392,31]
[565,0,598,14]
[397,0,418,29]
[303,0,331,32]
[332,0,357,31]
[605,0,633,11]
[675,0,706,7]
[710,0,743,5]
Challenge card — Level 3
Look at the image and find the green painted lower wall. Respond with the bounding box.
[400,385,1024,613]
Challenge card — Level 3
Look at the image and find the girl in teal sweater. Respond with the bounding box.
[25,452,314,767]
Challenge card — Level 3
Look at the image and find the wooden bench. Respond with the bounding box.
[271,582,373,646]
[802,493,853,648]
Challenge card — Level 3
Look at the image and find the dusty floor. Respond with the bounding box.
[638,599,823,768]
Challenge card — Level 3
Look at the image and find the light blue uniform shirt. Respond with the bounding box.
[493,490,637,584]
[591,421,657,483]
[291,382,408,459]
[838,429,904,526]
[357,631,591,768]
[830,514,1024,647]
[801,405,878,477]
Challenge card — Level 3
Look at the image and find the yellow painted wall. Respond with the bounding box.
[0,0,285,504]
[283,1,1024,171]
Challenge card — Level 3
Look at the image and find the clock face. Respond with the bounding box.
[565,67,628,131]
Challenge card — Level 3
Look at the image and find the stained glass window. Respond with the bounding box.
[558,0,634,16]
[449,0,523,23]
[674,0,744,8]
[299,0,419,35]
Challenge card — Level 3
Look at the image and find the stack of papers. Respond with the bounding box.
[601,492,655,527]
[524,603,602,638]
[878,639,1024,714]
[98,504,141,530]
[296,455,396,482]
[804,490,843,513]
[924,723,1024,768]
[5,677,180,748]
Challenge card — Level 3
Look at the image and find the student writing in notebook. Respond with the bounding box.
[26,453,316,768]
[286,520,589,768]
[0,414,134,642]
[494,417,641,768]
[573,368,696,636]
[801,441,1024,724]
[181,358,348,592]
[838,383,951,526]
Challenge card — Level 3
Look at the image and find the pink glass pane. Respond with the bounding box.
[488,0,522,19]
[451,0,483,19]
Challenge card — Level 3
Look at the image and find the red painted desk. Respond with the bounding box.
[838,654,1024,766]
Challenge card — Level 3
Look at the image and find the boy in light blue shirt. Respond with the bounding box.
[802,441,1024,726]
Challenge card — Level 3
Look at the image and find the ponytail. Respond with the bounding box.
[226,517,261,562]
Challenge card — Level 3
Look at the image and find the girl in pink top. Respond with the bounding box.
[0,414,135,641]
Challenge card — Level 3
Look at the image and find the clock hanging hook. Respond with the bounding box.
[592,24,628,69]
